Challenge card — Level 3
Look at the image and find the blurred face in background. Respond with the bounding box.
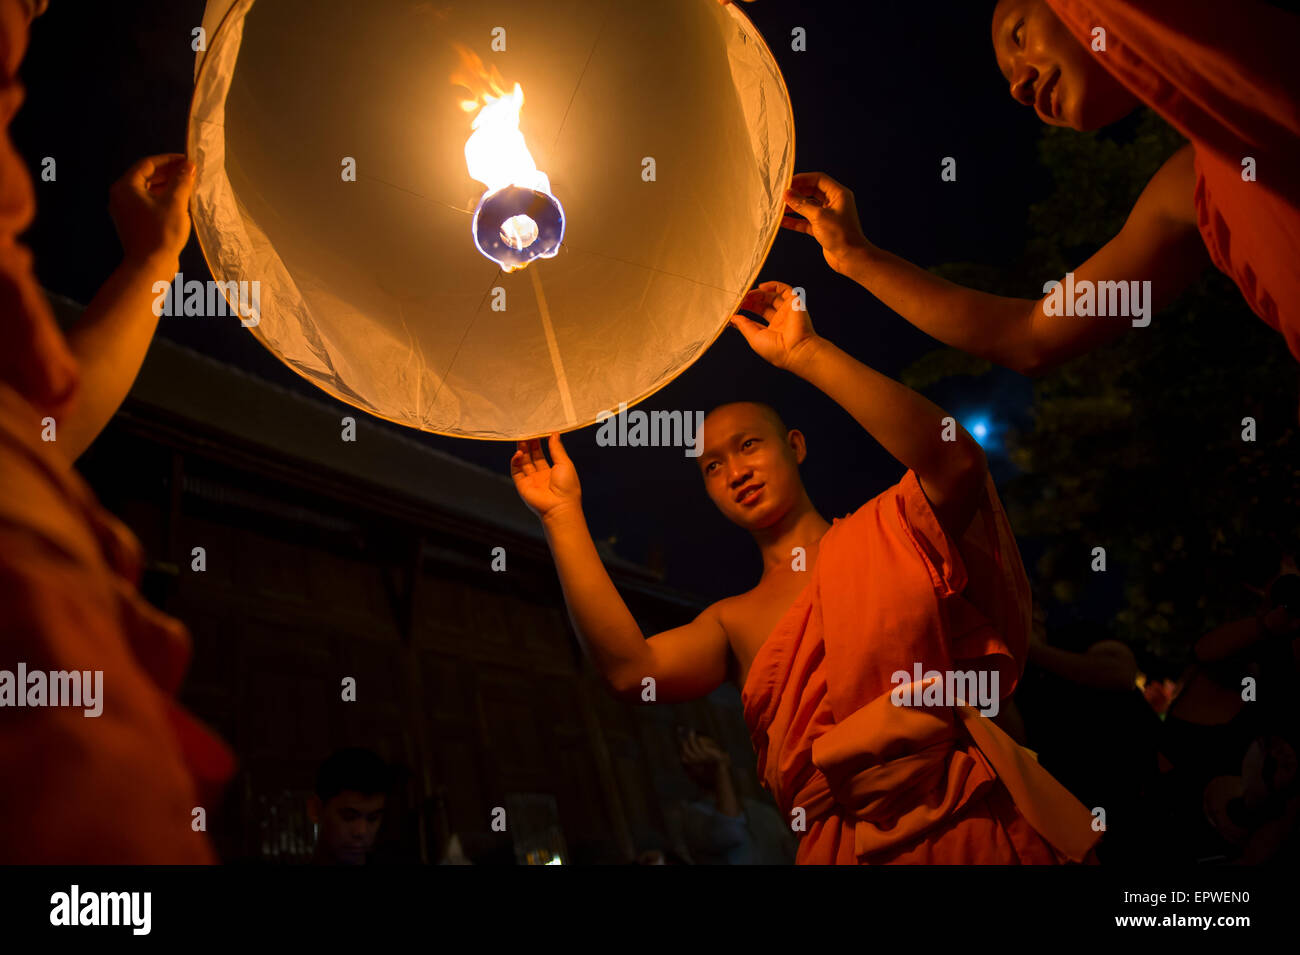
[310,790,385,865]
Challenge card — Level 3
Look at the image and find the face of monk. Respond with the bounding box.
[314,790,385,865]
[698,403,806,532]
[992,0,1138,130]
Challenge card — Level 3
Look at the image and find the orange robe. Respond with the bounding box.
[0,0,232,862]
[1047,0,1300,361]
[742,472,1101,864]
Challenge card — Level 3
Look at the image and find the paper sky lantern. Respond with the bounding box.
[190,0,793,439]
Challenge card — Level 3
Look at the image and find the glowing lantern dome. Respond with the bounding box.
[190,0,793,439]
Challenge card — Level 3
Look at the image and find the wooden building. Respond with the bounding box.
[76,333,773,864]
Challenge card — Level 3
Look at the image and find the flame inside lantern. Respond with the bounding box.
[454,48,565,272]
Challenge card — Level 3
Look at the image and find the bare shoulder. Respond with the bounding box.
[709,586,773,686]
[697,596,728,625]
[708,582,784,652]
[707,587,757,633]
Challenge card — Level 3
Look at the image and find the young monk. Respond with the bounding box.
[0,0,230,862]
[511,281,1100,863]
[781,0,1300,374]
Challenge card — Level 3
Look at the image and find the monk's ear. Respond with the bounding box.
[787,429,807,464]
[307,794,323,824]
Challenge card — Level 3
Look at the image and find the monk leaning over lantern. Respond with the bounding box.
[778,0,1300,396]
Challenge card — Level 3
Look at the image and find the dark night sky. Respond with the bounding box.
[16,1,1046,602]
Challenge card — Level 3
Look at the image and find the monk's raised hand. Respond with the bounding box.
[730,280,822,372]
[782,171,872,276]
[680,731,731,768]
[510,432,582,522]
[110,153,195,270]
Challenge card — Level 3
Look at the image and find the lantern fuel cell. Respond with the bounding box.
[457,75,561,270]
[473,186,565,271]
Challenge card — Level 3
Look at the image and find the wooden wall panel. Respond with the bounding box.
[80,426,776,864]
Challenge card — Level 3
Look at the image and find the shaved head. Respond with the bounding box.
[704,401,787,437]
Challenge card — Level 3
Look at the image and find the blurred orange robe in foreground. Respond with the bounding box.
[0,0,231,862]
[743,472,1101,864]
[1048,0,1300,361]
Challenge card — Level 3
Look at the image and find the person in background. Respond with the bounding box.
[308,748,391,866]
[1014,615,1161,862]
[675,728,796,864]
[1203,733,1300,864]
[1151,548,1299,861]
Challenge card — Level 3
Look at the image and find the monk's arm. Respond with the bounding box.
[787,336,987,535]
[511,435,729,702]
[711,762,743,817]
[1194,609,1293,663]
[541,508,730,701]
[60,257,177,460]
[836,247,1052,373]
[789,150,1206,375]
[850,147,1205,373]
[59,155,194,462]
[1028,639,1137,692]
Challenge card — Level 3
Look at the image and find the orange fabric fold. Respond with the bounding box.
[0,0,231,863]
[1046,0,1300,360]
[0,383,234,863]
[742,472,1101,864]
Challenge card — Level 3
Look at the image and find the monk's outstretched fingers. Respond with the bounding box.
[745,300,774,322]
[731,314,764,344]
[123,153,183,189]
[527,438,546,471]
[526,437,548,470]
[760,281,792,306]
[748,285,785,318]
[547,431,570,465]
[790,170,838,203]
[511,442,534,477]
